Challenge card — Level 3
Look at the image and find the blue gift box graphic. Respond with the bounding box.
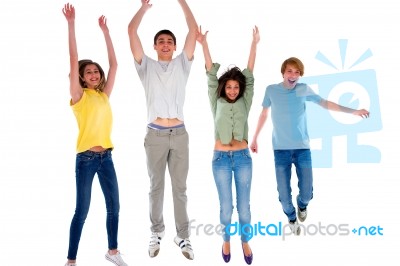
[300,39,382,168]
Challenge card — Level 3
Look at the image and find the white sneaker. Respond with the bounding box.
[289,219,301,235]
[174,236,194,260]
[297,207,307,222]
[148,231,165,258]
[64,263,76,266]
[105,251,128,266]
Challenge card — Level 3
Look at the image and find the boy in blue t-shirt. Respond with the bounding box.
[250,57,369,235]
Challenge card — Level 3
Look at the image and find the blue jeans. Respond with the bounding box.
[67,149,120,260]
[212,149,252,242]
[274,149,313,222]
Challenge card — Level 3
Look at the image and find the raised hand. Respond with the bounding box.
[141,0,153,10]
[252,25,260,44]
[62,3,75,22]
[196,25,208,45]
[98,15,109,34]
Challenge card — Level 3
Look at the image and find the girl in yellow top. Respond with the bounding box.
[62,3,127,266]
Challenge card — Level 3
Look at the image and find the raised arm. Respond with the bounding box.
[250,107,269,153]
[99,15,117,98]
[128,0,152,64]
[62,3,82,104]
[319,99,370,118]
[178,0,198,60]
[196,26,212,71]
[247,26,260,72]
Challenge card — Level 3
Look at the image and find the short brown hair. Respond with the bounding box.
[154,29,176,45]
[281,57,304,76]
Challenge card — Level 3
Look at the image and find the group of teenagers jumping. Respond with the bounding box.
[62,0,370,265]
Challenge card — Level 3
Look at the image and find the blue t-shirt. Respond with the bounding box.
[262,82,322,150]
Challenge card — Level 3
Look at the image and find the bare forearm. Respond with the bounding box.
[201,41,212,71]
[103,31,117,67]
[320,99,355,113]
[247,26,260,72]
[67,21,78,60]
[253,110,268,140]
[179,0,197,58]
[128,5,148,62]
[247,40,257,72]
[128,6,147,34]
[178,0,198,30]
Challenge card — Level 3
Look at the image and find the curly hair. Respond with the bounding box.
[217,66,246,103]
[78,59,106,92]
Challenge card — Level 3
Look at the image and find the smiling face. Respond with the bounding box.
[82,64,101,89]
[225,80,240,102]
[154,34,176,61]
[282,64,301,89]
[280,57,304,89]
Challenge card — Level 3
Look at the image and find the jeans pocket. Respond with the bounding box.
[242,149,252,159]
[212,151,222,162]
[77,152,95,162]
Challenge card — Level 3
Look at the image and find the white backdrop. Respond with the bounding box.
[1,0,399,265]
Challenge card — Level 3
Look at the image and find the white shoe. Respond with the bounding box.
[148,231,165,258]
[174,236,194,260]
[64,263,76,266]
[297,207,307,222]
[105,251,128,266]
[289,219,301,235]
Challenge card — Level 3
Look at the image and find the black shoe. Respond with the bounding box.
[242,244,253,265]
[222,246,231,263]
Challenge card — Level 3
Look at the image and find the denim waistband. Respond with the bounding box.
[79,148,112,156]
[213,148,250,156]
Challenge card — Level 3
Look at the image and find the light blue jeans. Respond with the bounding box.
[67,149,120,260]
[274,149,313,222]
[212,148,252,242]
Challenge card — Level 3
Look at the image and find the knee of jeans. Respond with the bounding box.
[220,204,233,217]
[73,208,89,221]
[237,204,251,219]
[105,201,120,214]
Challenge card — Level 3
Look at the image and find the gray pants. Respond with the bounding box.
[144,126,190,238]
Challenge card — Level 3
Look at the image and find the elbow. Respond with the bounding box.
[260,109,268,120]
[319,99,329,109]
[110,61,118,70]
[127,24,136,36]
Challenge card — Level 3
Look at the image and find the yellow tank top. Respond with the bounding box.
[71,89,113,153]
